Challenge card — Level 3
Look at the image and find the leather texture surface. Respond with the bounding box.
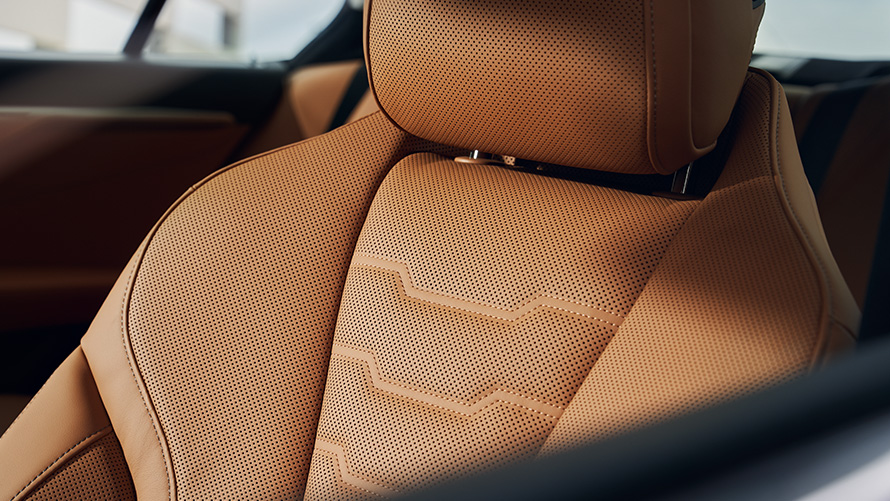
[0,348,117,501]
[365,0,761,175]
[22,432,135,501]
[303,154,698,498]
[0,2,862,499]
[540,70,858,454]
[79,112,460,500]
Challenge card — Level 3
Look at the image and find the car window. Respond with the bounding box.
[754,0,890,60]
[144,0,344,62]
[0,0,147,53]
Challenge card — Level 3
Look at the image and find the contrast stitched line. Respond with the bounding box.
[314,439,395,497]
[10,426,111,501]
[353,253,624,326]
[332,343,564,419]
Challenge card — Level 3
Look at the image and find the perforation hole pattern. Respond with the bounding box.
[368,0,652,173]
[24,433,135,501]
[305,156,699,497]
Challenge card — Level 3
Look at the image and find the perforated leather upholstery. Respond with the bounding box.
[23,433,134,501]
[305,155,698,496]
[0,1,859,500]
[366,0,762,174]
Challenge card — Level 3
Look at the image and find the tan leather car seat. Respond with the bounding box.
[0,1,859,499]
[237,60,377,158]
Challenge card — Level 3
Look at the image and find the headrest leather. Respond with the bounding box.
[365,0,764,175]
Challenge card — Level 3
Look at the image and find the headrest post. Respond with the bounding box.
[454,150,504,166]
[671,163,694,195]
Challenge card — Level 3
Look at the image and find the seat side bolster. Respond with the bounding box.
[81,247,174,501]
[0,347,111,501]
[763,69,860,360]
[538,70,859,457]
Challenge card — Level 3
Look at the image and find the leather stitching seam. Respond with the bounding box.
[358,253,624,317]
[313,440,393,497]
[332,343,563,419]
[9,426,111,501]
[649,0,660,173]
[120,258,172,500]
[354,253,624,325]
[770,81,834,368]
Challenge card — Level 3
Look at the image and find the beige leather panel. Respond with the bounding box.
[689,2,761,147]
[366,0,759,174]
[292,60,364,139]
[305,155,698,498]
[816,77,890,306]
[23,432,135,501]
[81,244,173,500]
[0,348,111,501]
[88,112,460,500]
[540,70,858,454]
[347,91,378,125]
[651,0,756,171]
[236,61,379,160]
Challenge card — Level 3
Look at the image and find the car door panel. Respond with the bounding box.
[0,56,285,392]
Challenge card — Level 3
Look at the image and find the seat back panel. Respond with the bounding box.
[305,154,698,497]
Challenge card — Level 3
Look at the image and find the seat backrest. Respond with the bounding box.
[236,60,377,158]
[0,1,859,500]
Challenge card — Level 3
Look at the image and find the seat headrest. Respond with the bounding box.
[364,0,765,175]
